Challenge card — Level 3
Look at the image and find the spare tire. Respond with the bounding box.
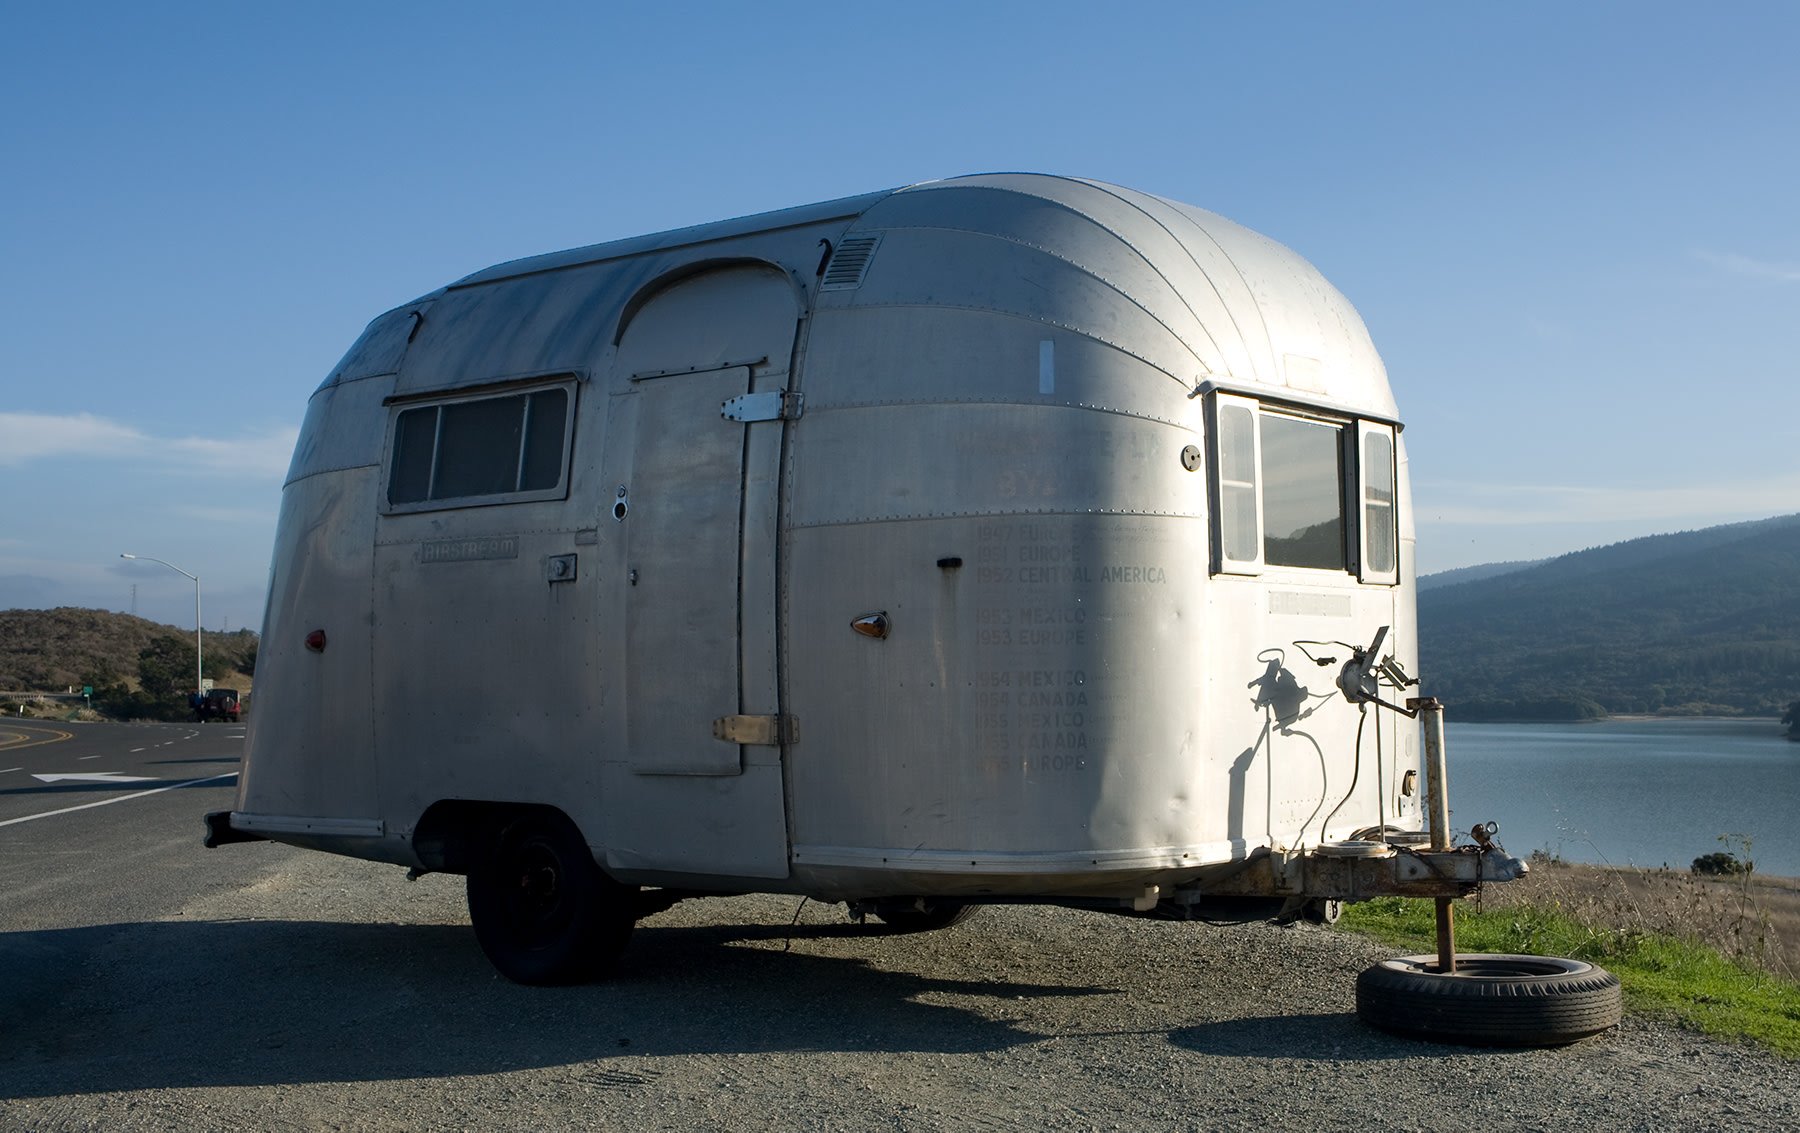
[1357,953,1622,1046]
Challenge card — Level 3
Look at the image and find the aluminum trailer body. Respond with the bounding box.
[225,174,1468,943]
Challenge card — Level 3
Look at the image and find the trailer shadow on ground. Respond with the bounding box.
[1166,1013,1441,1061]
[0,916,1122,1097]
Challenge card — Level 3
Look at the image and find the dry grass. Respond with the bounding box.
[1471,856,1799,981]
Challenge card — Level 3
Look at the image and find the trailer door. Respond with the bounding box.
[605,265,796,878]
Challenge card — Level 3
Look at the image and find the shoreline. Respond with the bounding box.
[1453,713,1785,725]
[1528,859,1799,889]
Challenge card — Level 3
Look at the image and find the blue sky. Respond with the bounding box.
[2,2,1796,634]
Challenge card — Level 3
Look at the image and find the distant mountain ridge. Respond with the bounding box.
[1417,559,1543,591]
[1419,514,1800,720]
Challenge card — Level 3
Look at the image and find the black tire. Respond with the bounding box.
[872,899,980,934]
[1357,953,1622,1046]
[465,809,635,986]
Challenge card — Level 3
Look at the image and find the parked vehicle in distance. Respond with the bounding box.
[201,689,240,723]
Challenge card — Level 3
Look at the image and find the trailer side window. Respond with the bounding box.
[386,383,573,509]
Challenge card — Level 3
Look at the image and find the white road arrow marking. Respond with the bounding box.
[0,771,237,828]
[32,772,158,784]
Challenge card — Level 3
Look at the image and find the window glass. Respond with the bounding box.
[434,394,525,499]
[1260,415,1344,569]
[1363,431,1395,575]
[388,406,438,505]
[1218,403,1258,562]
[386,383,572,508]
[520,389,568,491]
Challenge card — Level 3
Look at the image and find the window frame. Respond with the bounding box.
[379,375,578,515]
[1206,391,1400,584]
[1206,391,1265,575]
[1355,420,1399,585]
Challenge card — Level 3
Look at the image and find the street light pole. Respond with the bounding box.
[120,554,202,698]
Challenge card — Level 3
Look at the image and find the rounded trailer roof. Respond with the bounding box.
[857,174,1393,418]
[443,173,1393,418]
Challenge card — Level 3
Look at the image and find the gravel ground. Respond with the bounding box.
[4,846,1797,1131]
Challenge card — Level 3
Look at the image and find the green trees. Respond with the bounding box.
[80,634,197,721]
[135,635,190,701]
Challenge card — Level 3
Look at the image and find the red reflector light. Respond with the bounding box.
[304,630,327,652]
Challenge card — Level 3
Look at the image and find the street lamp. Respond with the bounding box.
[120,554,202,698]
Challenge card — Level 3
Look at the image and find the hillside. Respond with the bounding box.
[0,607,256,719]
[1417,559,1542,591]
[1420,514,1800,720]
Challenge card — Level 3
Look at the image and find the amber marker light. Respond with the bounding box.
[851,613,890,639]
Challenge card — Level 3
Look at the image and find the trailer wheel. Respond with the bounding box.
[872,899,980,934]
[465,809,635,986]
[1302,898,1343,925]
[1356,953,1622,1046]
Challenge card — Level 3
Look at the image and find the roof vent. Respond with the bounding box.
[819,234,882,291]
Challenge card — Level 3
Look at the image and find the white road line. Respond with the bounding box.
[79,755,100,760]
[0,767,20,775]
[130,748,145,753]
[0,772,239,828]
[34,772,156,783]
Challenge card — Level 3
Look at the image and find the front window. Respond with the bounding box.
[1209,392,1397,582]
[1260,414,1345,570]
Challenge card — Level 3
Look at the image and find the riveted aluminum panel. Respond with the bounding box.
[790,402,1200,528]
[785,512,1210,858]
[319,301,434,390]
[797,305,1186,415]
[370,500,600,823]
[240,467,381,826]
[858,185,1235,378]
[285,372,395,486]
[821,226,1207,388]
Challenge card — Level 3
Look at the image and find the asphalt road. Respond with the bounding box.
[2,722,1797,1131]
[0,720,247,932]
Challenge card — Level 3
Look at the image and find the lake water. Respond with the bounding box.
[1447,718,1800,879]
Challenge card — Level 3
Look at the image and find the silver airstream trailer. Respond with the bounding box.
[208,173,1529,990]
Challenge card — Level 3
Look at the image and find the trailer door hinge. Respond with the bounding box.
[712,714,800,745]
[721,390,803,423]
